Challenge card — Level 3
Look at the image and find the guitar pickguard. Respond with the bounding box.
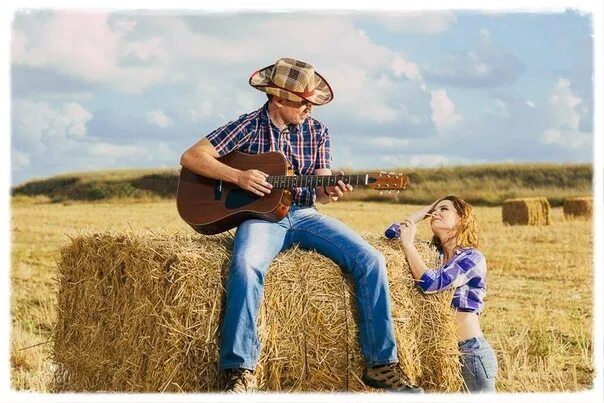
[224,188,261,209]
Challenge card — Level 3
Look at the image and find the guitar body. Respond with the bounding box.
[177,151,293,235]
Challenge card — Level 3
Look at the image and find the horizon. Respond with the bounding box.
[12,160,594,188]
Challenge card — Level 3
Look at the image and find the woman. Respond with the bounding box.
[396,195,498,393]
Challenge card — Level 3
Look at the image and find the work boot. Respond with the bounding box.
[362,363,424,393]
[224,368,258,393]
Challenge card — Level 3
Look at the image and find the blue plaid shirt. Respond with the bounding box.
[417,247,487,313]
[205,103,331,206]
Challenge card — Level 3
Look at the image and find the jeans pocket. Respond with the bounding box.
[477,354,497,380]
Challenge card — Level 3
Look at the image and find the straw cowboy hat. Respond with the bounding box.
[249,57,334,106]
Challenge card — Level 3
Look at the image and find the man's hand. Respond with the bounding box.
[236,169,273,196]
[321,171,353,203]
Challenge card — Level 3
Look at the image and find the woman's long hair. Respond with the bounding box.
[431,195,479,250]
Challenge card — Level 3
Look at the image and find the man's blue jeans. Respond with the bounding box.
[219,205,399,370]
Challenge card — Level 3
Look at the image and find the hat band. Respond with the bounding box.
[289,88,316,98]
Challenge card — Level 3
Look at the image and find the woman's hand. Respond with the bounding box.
[424,198,441,219]
[398,219,417,247]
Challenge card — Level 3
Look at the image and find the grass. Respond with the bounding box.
[11,163,592,206]
[10,197,593,392]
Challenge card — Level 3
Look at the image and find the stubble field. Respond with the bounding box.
[10,198,593,392]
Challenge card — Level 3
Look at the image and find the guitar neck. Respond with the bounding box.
[266,174,369,189]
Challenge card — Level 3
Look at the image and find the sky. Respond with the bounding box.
[9,8,596,185]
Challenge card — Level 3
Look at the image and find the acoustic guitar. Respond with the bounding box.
[177,151,409,235]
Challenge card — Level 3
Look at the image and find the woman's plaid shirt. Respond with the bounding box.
[417,247,487,313]
[206,103,331,206]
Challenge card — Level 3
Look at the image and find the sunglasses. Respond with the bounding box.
[280,98,312,108]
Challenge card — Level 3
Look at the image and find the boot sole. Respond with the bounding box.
[362,374,425,393]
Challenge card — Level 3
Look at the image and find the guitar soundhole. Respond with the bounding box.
[225,189,260,209]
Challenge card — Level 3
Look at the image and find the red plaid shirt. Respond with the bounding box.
[206,103,331,206]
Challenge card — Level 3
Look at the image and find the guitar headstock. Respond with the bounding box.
[367,172,409,191]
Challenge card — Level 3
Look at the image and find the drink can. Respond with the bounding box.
[384,223,400,239]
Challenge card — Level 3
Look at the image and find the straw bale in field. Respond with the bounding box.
[502,197,551,226]
[563,196,593,220]
[53,230,462,393]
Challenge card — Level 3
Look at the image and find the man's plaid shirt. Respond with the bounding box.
[417,247,487,313]
[206,103,331,206]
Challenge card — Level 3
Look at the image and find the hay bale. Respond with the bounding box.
[502,197,551,226]
[53,230,462,392]
[563,196,593,219]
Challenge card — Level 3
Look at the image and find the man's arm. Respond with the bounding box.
[180,138,272,197]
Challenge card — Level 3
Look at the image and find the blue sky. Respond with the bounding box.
[10,8,596,185]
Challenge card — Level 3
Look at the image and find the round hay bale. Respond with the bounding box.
[53,230,462,392]
[563,196,593,220]
[502,197,551,226]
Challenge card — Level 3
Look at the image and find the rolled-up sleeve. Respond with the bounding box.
[417,254,482,294]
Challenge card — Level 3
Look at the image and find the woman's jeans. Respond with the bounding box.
[459,336,498,392]
[219,205,398,370]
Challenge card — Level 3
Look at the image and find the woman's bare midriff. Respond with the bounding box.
[454,310,483,341]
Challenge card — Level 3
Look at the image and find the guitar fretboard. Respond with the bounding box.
[267,174,369,189]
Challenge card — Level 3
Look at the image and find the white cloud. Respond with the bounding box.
[494,98,509,117]
[540,78,591,149]
[423,33,525,87]
[50,103,92,139]
[540,129,591,149]
[358,103,400,123]
[430,89,462,133]
[373,12,457,34]
[409,154,450,167]
[88,142,147,159]
[526,100,536,108]
[14,13,430,125]
[12,11,168,93]
[147,110,174,128]
[391,55,421,81]
[13,100,92,143]
[370,137,411,148]
[156,142,173,161]
[12,150,30,169]
[12,100,54,143]
[549,78,583,131]
[13,12,120,80]
[188,100,213,122]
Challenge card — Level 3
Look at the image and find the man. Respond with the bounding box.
[180,57,422,393]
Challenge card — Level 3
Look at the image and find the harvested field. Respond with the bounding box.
[10,199,594,393]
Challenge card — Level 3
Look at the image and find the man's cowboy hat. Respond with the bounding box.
[249,57,334,106]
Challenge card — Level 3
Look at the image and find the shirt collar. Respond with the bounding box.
[261,102,303,133]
